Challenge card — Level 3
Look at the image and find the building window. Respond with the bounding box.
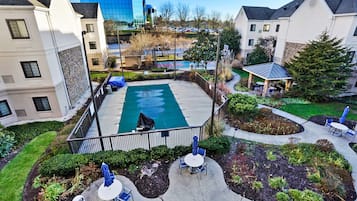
[21,61,41,78]
[33,97,51,111]
[6,19,29,39]
[92,58,100,65]
[250,24,256,32]
[0,100,11,117]
[354,27,357,36]
[89,41,97,49]
[248,39,254,46]
[348,51,355,63]
[276,24,280,32]
[263,24,270,32]
[86,24,94,32]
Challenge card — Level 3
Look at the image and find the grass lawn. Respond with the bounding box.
[0,131,56,201]
[280,102,357,120]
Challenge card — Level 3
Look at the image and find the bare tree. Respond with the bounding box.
[208,11,221,31]
[193,6,206,30]
[176,3,190,28]
[223,14,234,29]
[159,1,174,28]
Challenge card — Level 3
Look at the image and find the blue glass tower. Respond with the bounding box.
[77,0,145,28]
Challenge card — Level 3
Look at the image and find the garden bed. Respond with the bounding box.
[226,108,303,135]
[214,139,356,201]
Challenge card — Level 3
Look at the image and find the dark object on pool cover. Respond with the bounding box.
[136,113,155,131]
[108,76,126,88]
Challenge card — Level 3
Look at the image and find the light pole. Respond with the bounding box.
[173,27,177,80]
[209,33,221,137]
[117,29,124,77]
[81,31,104,151]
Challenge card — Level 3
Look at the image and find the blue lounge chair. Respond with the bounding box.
[116,187,133,201]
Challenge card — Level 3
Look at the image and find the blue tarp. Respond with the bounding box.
[108,76,126,88]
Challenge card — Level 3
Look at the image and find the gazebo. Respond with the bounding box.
[243,62,292,97]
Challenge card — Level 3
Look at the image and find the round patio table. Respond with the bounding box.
[330,122,348,137]
[97,179,123,201]
[184,153,204,168]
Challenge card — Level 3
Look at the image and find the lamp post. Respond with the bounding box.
[209,33,221,136]
[117,29,124,77]
[81,31,104,151]
[173,27,177,80]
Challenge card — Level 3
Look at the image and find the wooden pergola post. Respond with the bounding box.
[262,79,270,97]
[248,73,253,89]
[285,79,292,91]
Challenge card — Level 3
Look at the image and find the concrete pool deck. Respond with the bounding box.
[86,79,216,137]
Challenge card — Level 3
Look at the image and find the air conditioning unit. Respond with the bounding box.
[15,109,27,117]
[258,30,262,33]
[2,75,14,83]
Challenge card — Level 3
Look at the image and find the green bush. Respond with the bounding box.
[127,148,149,165]
[151,68,167,72]
[90,150,128,168]
[0,129,16,158]
[228,94,258,118]
[268,177,288,190]
[276,192,290,201]
[266,150,277,161]
[151,145,173,160]
[288,189,323,201]
[172,145,191,158]
[43,182,65,201]
[252,181,263,191]
[199,136,231,155]
[7,121,63,146]
[40,154,88,176]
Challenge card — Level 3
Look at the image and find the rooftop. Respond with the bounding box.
[71,3,98,19]
[243,62,292,80]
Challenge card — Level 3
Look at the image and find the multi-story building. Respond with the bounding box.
[72,3,108,70]
[75,0,146,29]
[0,0,90,126]
[235,0,357,93]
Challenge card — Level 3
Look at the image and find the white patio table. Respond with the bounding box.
[98,179,123,201]
[330,122,349,137]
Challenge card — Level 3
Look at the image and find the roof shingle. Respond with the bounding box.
[71,3,98,18]
[243,63,291,80]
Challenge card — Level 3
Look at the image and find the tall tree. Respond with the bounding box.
[176,3,190,28]
[193,6,206,30]
[223,14,234,29]
[286,32,353,102]
[220,27,241,56]
[246,44,269,65]
[159,1,174,28]
[183,31,217,69]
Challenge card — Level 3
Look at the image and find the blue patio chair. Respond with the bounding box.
[179,157,188,174]
[72,195,85,201]
[198,162,208,177]
[198,148,206,158]
[116,187,133,201]
[325,118,333,127]
[344,129,356,141]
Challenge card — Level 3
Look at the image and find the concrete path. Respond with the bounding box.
[82,158,251,201]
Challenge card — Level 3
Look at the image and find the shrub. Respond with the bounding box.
[315,139,334,152]
[231,175,242,184]
[199,136,231,155]
[7,121,64,146]
[172,145,191,158]
[239,77,248,87]
[288,189,323,201]
[151,145,173,160]
[43,182,65,201]
[307,171,321,183]
[40,154,88,176]
[127,148,149,165]
[266,150,277,161]
[276,192,290,201]
[90,150,128,168]
[228,94,258,118]
[252,181,263,191]
[268,177,288,190]
[57,124,75,136]
[0,129,16,158]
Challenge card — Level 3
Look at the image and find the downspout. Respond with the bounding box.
[45,11,72,112]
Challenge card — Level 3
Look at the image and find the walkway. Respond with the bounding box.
[81,158,250,201]
[225,73,357,194]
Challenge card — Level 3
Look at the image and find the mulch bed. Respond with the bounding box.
[213,140,357,201]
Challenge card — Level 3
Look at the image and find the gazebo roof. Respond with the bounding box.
[243,62,292,80]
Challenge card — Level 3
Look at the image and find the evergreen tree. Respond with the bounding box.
[246,44,269,65]
[220,27,241,56]
[183,31,217,69]
[286,32,353,102]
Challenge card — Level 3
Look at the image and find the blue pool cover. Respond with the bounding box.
[108,76,126,88]
[118,84,188,133]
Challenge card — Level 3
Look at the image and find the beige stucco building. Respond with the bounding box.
[0,0,90,126]
[72,3,108,70]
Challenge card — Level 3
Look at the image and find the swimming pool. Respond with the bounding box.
[118,84,188,133]
[157,60,216,70]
